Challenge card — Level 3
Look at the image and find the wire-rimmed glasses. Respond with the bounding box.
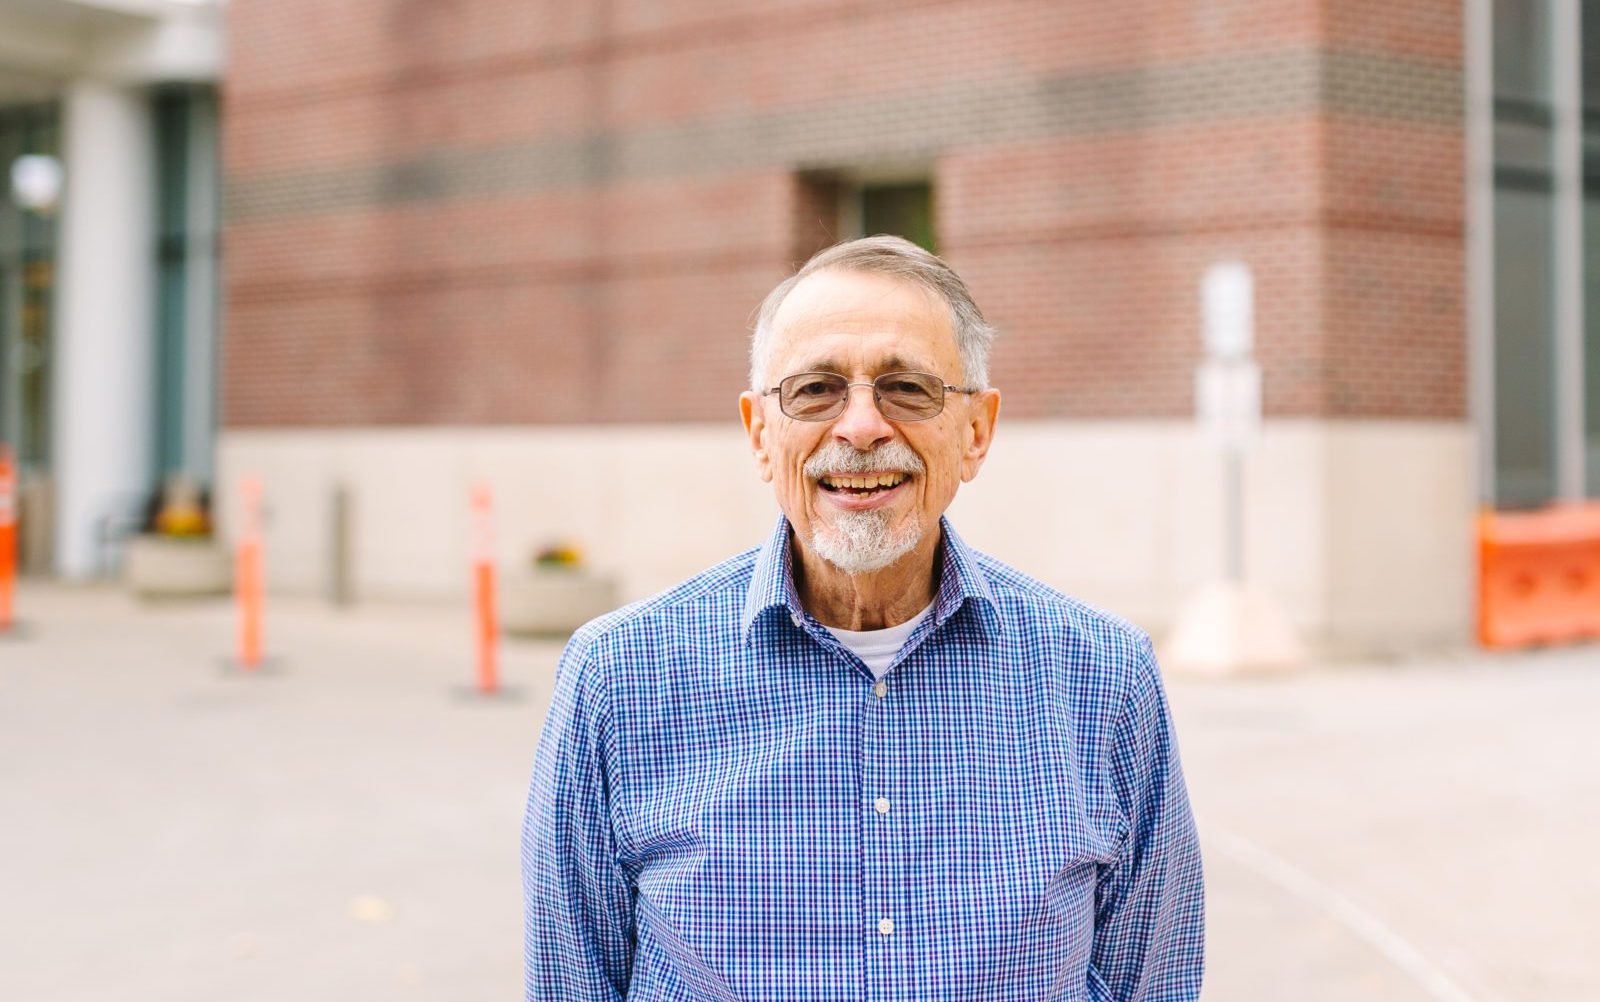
[764,371,979,422]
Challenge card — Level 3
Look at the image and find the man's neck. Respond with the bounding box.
[791,529,942,632]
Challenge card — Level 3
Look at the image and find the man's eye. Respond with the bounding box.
[884,380,932,397]
[794,380,836,397]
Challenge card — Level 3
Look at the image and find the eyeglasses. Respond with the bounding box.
[763,371,979,422]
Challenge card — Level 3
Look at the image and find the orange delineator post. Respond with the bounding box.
[470,485,499,694]
[235,476,265,669]
[1477,502,1600,650]
[0,446,15,633]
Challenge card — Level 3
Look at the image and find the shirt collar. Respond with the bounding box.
[739,514,1000,644]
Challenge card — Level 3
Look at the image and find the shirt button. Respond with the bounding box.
[874,797,890,815]
[872,680,888,698]
[878,918,894,936]
[790,612,803,627]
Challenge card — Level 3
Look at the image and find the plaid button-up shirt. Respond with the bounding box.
[523,516,1204,1000]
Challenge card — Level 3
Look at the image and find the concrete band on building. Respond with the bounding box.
[3,1,1596,656]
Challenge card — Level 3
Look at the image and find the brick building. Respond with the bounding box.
[211,0,1595,653]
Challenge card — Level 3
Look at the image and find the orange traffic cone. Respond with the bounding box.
[0,446,16,635]
[226,475,272,672]
[470,485,499,695]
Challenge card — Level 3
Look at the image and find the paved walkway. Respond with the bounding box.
[1,582,1595,1001]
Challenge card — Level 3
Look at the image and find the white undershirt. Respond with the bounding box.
[823,600,936,680]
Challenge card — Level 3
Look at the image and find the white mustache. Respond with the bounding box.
[804,441,926,479]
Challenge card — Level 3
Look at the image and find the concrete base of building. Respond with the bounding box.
[217,418,1475,658]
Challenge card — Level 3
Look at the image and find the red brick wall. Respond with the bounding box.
[222,0,1466,426]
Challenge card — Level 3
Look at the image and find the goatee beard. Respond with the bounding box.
[808,507,923,575]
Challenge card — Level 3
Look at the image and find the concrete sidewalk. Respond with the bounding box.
[0,582,1595,1001]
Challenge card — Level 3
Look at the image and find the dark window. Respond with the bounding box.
[1492,0,1558,507]
[150,85,220,485]
[792,172,937,266]
[1584,2,1600,496]
[858,181,936,253]
[154,88,191,482]
[0,103,59,474]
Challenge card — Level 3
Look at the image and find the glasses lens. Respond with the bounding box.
[779,373,849,420]
[875,372,944,420]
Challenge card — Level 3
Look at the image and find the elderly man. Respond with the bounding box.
[523,236,1204,1000]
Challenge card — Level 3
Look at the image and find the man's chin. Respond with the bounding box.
[807,511,924,576]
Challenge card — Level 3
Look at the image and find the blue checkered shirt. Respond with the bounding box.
[523,516,1204,1000]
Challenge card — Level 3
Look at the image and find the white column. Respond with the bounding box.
[52,79,155,578]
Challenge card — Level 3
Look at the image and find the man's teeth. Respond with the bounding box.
[820,473,908,490]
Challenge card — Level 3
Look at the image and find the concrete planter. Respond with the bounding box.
[124,535,231,599]
[501,568,619,637]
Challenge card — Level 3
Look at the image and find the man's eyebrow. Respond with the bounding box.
[874,354,932,374]
[789,356,845,376]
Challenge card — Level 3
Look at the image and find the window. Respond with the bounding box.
[1584,4,1600,496]
[793,171,937,265]
[152,86,220,485]
[1484,0,1600,504]
[857,181,936,253]
[0,104,59,474]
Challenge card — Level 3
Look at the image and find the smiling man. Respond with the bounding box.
[523,236,1205,1000]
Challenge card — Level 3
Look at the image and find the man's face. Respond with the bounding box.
[739,268,1000,575]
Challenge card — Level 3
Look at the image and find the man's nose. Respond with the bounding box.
[831,383,895,451]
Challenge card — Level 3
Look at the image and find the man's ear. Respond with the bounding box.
[739,391,774,483]
[959,388,1001,483]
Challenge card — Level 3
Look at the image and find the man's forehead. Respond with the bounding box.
[774,268,947,331]
[769,268,958,372]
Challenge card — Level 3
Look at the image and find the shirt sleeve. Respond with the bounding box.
[522,639,635,1001]
[1090,635,1206,1000]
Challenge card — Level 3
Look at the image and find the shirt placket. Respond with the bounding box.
[861,660,900,999]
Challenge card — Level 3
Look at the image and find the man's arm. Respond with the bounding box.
[1090,636,1205,1001]
[522,641,634,1001]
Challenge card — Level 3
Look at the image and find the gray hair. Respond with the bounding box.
[749,235,997,391]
